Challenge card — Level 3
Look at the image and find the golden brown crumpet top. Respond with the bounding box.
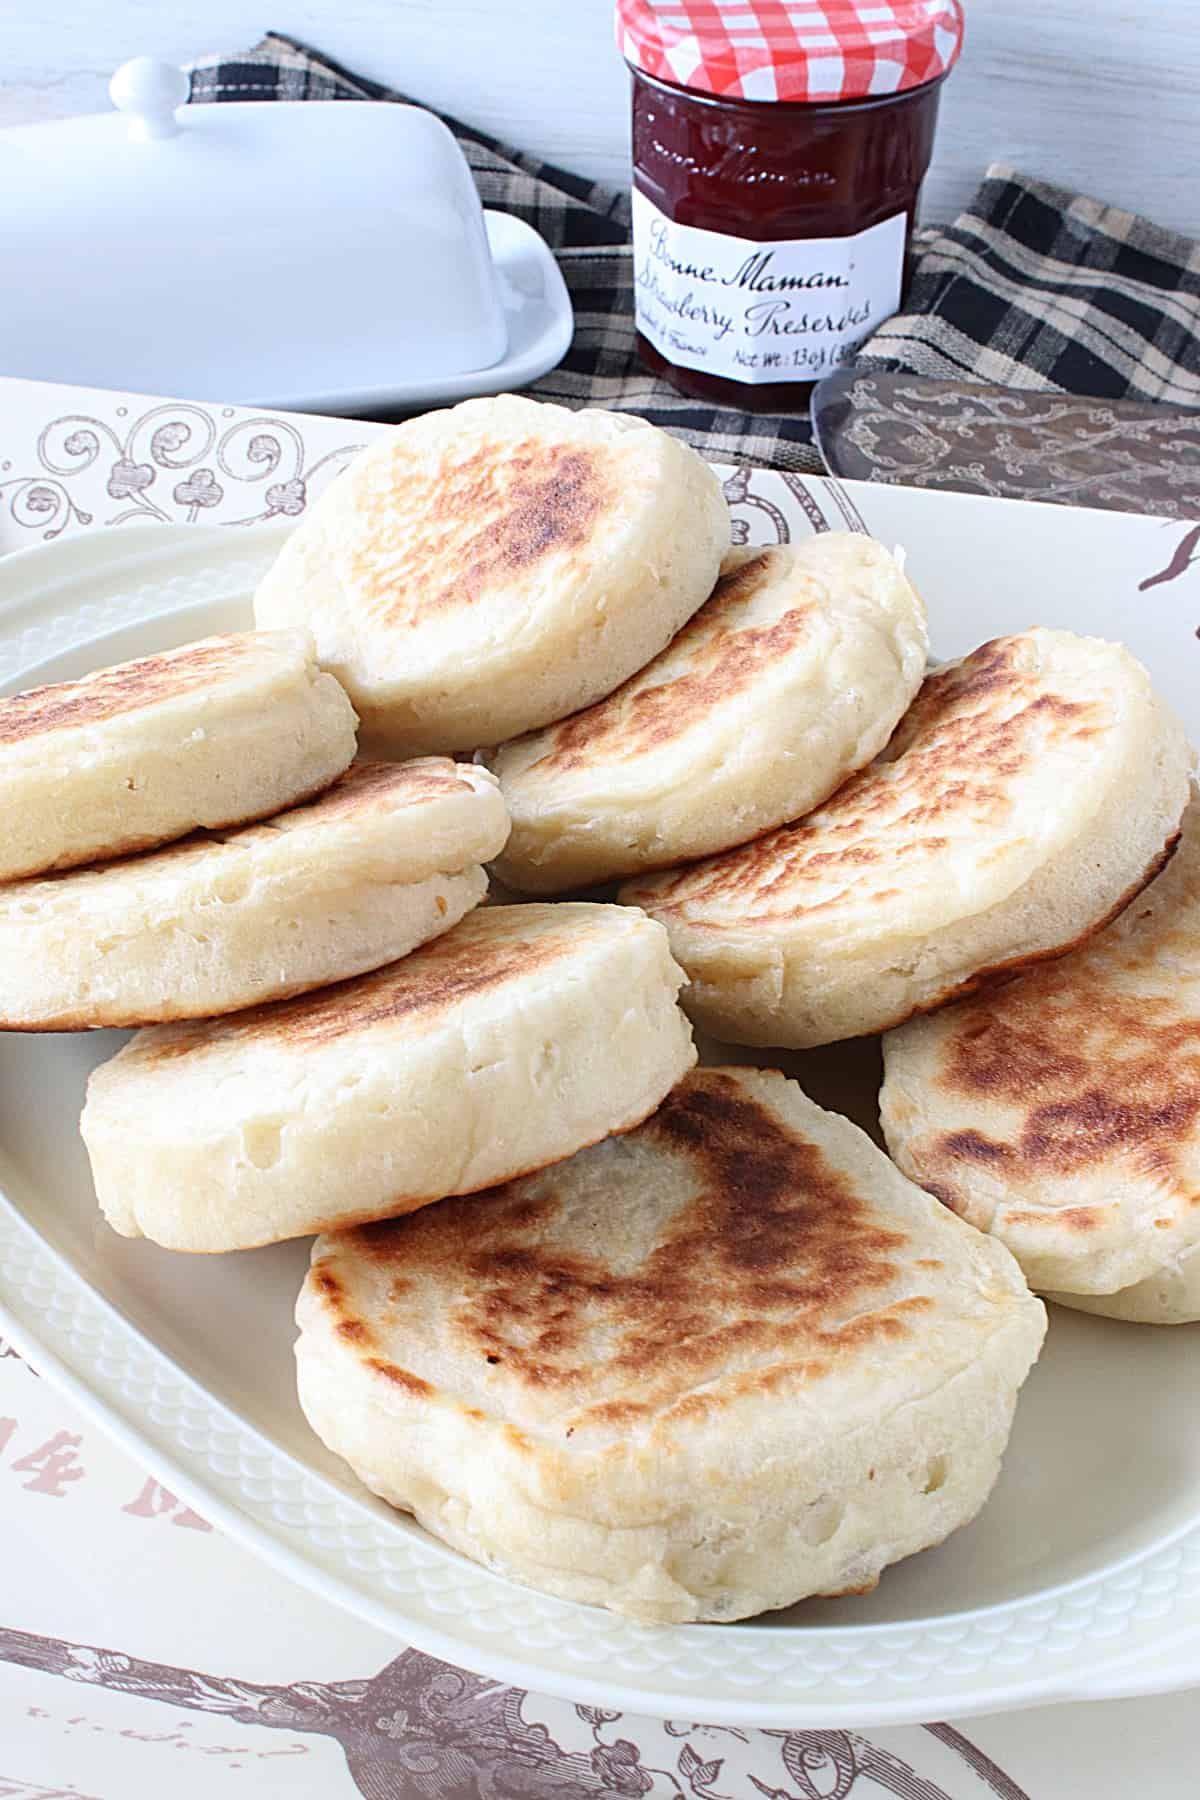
[529,553,806,771]
[307,1067,1039,1441]
[253,396,730,755]
[630,636,1111,930]
[347,440,606,628]
[327,1073,906,1421]
[296,1066,1043,1620]
[489,535,928,892]
[0,635,261,744]
[882,788,1200,1298]
[620,629,1191,1047]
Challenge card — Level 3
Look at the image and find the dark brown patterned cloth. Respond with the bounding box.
[190,32,1200,480]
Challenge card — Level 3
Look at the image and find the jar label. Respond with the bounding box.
[631,189,906,384]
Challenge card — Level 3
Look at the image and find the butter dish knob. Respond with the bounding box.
[109,57,190,141]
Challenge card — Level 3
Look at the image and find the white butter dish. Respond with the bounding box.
[0,59,573,413]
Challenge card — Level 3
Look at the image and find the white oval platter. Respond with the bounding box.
[0,471,1197,1728]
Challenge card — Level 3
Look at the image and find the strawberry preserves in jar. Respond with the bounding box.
[616,0,964,410]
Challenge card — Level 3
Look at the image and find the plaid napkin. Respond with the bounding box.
[190,32,1200,469]
[857,164,1200,404]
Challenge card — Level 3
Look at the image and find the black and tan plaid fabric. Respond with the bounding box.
[190,32,1200,468]
[857,164,1200,403]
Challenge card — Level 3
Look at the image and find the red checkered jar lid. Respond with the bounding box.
[616,0,964,104]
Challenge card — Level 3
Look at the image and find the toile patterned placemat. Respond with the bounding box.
[812,373,1200,518]
[3,1326,1198,1800]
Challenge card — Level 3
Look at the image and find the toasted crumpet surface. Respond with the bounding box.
[253,396,730,755]
[0,627,357,880]
[490,535,927,891]
[883,788,1200,1302]
[297,1068,1044,1622]
[621,630,1191,1047]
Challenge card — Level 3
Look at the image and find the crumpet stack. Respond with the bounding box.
[0,759,507,1029]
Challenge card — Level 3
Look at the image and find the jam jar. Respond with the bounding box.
[616,0,964,410]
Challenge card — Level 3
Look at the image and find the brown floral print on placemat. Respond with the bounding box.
[0,1630,1033,1800]
[0,402,364,541]
[815,374,1200,519]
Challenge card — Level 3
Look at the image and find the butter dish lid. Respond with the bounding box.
[0,60,521,411]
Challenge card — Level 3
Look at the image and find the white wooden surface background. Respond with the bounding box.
[3,1,1200,233]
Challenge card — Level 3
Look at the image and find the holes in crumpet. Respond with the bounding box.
[801,1499,843,1546]
[242,1119,283,1170]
